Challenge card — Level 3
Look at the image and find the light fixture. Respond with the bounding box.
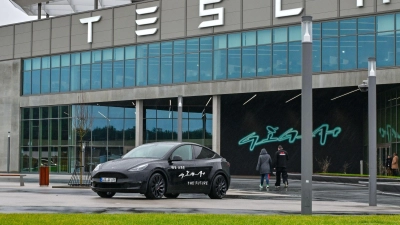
[388,96,400,102]
[98,111,110,121]
[205,97,212,107]
[63,112,69,116]
[285,94,301,103]
[368,57,376,77]
[169,99,172,118]
[301,16,312,43]
[330,89,359,101]
[243,94,257,105]
[132,101,135,106]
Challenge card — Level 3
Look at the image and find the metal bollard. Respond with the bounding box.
[360,160,363,175]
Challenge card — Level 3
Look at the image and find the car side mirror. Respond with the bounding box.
[171,155,183,161]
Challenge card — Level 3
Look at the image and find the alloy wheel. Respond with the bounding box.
[150,174,165,198]
[214,176,227,198]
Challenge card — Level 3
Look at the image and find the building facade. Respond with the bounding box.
[2,0,400,175]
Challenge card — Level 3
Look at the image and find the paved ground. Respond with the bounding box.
[0,174,399,214]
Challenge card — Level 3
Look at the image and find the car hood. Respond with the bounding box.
[100,158,160,170]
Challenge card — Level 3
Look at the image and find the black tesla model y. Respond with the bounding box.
[91,142,231,199]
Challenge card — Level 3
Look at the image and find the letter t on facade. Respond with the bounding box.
[80,16,102,43]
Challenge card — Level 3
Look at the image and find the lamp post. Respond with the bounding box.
[301,15,313,215]
[82,142,86,168]
[178,96,183,142]
[368,57,377,206]
[7,131,10,173]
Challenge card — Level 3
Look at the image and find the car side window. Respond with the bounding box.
[171,145,193,161]
[193,146,216,159]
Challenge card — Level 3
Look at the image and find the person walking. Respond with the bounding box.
[386,155,392,176]
[392,153,399,176]
[274,145,289,188]
[256,148,272,190]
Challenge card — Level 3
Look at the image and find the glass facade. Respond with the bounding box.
[21,13,400,96]
[20,105,136,173]
[20,100,212,173]
[377,87,400,151]
[143,105,212,147]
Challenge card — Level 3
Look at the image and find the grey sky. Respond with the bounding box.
[0,1,36,26]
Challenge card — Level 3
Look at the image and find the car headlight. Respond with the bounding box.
[93,164,102,172]
[128,164,148,172]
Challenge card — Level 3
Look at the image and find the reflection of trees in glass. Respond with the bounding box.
[73,94,93,185]
[183,129,212,139]
[124,127,135,140]
[145,128,212,141]
[91,126,124,142]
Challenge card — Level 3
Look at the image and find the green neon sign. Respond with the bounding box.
[379,125,400,142]
[238,124,342,151]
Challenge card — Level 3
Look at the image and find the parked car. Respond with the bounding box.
[91,142,230,199]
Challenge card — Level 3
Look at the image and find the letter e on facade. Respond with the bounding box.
[136,6,159,36]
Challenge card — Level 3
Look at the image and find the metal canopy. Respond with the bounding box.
[10,0,146,17]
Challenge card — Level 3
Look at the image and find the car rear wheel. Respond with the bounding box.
[208,175,227,199]
[164,193,180,198]
[146,173,166,199]
[97,191,116,198]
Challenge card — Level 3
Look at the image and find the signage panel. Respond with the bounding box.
[79,0,395,43]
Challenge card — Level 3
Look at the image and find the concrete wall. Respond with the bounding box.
[0,26,14,61]
[19,68,400,107]
[0,59,21,172]
[32,20,51,57]
[2,0,400,61]
[51,16,71,54]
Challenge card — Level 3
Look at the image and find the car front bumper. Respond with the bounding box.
[91,170,149,194]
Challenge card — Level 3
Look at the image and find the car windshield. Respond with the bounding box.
[122,143,176,159]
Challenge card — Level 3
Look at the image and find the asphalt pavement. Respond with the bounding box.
[0,174,399,214]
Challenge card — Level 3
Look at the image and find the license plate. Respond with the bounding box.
[100,177,116,182]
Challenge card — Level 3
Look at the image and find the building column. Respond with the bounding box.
[0,59,21,172]
[135,100,143,147]
[212,95,221,154]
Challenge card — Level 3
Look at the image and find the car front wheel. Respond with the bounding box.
[97,191,116,198]
[208,175,227,199]
[146,173,166,199]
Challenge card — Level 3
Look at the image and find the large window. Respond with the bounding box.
[143,102,212,147]
[20,105,135,173]
[22,13,400,95]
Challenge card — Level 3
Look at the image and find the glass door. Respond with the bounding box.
[377,144,391,175]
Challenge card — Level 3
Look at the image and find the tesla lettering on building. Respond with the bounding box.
[81,0,389,42]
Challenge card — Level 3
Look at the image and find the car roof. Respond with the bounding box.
[141,141,205,146]
[140,142,213,150]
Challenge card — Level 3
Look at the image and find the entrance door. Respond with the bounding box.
[377,144,391,175]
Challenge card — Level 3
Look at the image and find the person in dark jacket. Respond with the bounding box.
[256,148,272,190]
[274,145,289,188]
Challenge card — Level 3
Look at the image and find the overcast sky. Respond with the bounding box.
[0,1,36,26]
